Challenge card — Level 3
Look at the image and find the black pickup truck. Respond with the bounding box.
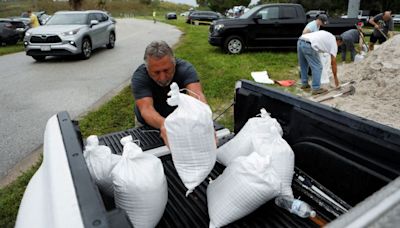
[209,3,359,54]
[15,80,400,228]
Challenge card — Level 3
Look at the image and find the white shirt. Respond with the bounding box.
[300,30,338,57]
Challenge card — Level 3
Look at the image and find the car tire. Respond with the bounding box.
[224,35,244,54]
[80,38,92,60]
[106,32,115,49]
[32,56,46,62]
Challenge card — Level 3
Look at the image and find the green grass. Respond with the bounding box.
[0,17,299,227]
[0,42,24,56]
[0,157,42,228]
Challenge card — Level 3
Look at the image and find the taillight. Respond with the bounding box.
[5,23,13,28]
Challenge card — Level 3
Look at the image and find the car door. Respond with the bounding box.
[247,6,280,48]
[96,13,110,46]
[87,13,103,48]
[276,5,304,47]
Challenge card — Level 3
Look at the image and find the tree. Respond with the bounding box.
[69,0,83,10]
[207,0,251,13]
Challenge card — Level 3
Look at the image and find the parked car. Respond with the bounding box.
[209,3,359,54]
[180,11,190,17]
[0,19,20,45]
[23,10,116,61]
[306,10,327,19]
[165,12,177,20]
[1,18,29,40]
[393,14,400,24]
[186,11,221,24]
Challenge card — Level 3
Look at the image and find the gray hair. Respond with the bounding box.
[144,41,175,67]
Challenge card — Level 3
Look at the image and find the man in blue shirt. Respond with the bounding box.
[303,14,328,34]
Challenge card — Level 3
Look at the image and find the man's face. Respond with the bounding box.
[146,55,175,87]
[383,11,392,21]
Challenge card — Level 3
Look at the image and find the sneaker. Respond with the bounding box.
[301,84,310,91]
[311,88,328,95]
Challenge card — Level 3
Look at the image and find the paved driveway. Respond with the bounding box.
[0,19,181,180]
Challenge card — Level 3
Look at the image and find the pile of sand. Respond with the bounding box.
[328,34,400,130]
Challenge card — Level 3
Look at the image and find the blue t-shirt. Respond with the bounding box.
[131,58,199,124]
[305,20,319,33]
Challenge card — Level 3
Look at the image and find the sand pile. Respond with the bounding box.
[330,34,400,129]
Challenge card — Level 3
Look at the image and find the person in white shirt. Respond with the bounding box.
[297,30,341,95]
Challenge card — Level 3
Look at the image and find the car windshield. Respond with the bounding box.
[239,5,262,19]
[46,13,88,25]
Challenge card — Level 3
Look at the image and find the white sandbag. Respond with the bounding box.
[320,52,331,85]
[83,135,120,196]
[165,82,216,196]
[252,133,295,197]
[111,136,168,228]
[207,152,280,228]
[216,108,282,166]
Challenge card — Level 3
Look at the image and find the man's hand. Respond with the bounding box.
[374,24,380,30]
[334,77,339,87]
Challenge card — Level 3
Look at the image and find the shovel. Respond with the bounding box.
[317,85,356,103]
[313,81,355,99]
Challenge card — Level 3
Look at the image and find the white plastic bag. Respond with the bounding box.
[165,82,216,196]
[252,133,295,197]
[207,152,280,228]
[111,136,168,228]
[83,135,120,196]
[320,52,331,85]
[216,108,282,166]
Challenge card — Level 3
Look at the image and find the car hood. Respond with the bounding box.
[28,25,87,35]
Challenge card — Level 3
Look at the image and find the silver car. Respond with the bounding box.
[24,10,116,61]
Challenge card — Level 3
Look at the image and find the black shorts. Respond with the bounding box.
[370,32,387,44]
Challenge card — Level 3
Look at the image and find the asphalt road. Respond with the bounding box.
[0,19,181,180]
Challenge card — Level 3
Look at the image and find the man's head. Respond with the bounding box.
[27,10,32,15]
[144,41,176,87]
[383,11,392,21]
[317,14,328,26]
[335,35,343,46]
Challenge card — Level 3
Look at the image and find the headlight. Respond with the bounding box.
[61,29,80,36]
[215,24,224,32]
[25,32,31,37]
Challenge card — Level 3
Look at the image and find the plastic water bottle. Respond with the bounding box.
[275,195,316,218]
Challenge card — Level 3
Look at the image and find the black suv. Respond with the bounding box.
[186,11,221,24]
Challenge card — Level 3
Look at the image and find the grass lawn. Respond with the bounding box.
[0,17,300,227]
[0,42,24,56]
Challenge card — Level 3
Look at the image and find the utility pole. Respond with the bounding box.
[347,0,360,18]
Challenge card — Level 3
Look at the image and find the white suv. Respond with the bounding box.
[23,10,116,61]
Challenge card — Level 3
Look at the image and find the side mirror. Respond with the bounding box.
[253,14,262,22]
[90,20,99,27]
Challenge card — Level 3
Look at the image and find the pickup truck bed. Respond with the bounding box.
[16,80,400,228]
[97,129,346,227]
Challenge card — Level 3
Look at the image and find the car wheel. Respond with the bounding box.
[32,56,46,62]
[106,32,115,49]
[224,36,244,54]
[80,38,92,59]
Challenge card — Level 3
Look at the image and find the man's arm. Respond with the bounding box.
[369,16,380,30]
[136,97,168,145]
[185,82,207,104]
[330,55,339,87]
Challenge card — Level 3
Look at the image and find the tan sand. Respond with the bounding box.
[307,35,400,130]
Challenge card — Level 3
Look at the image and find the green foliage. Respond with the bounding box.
[0,157,42,228]
[207,0,251,13]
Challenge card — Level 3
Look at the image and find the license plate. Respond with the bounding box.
[40,46,51,51]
